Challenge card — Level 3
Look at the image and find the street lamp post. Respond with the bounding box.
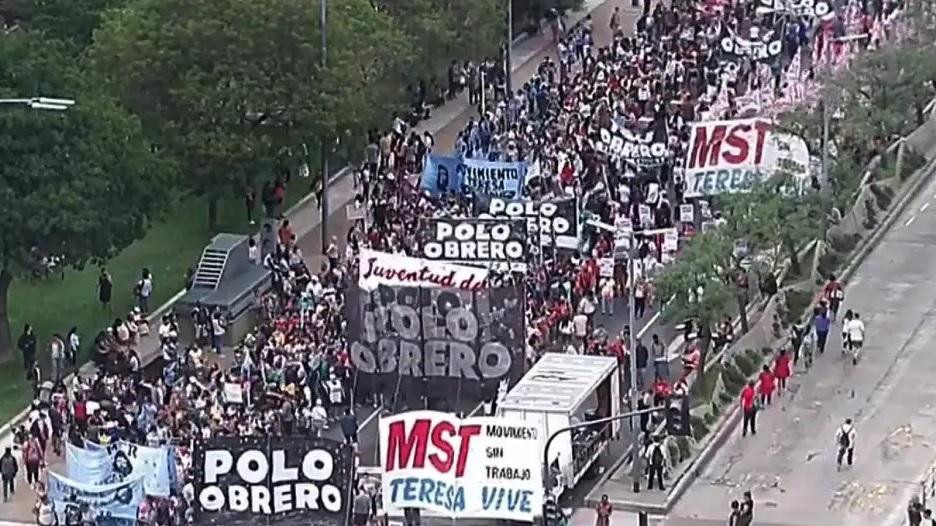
[505,0,513,97]
[627,235,642,493]
[320,0,330,255]
[0,97,75,111]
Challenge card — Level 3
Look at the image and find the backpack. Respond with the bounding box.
[25,440,41,463]
[838,427,851,448]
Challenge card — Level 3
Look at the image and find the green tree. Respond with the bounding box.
[90,0,413,228]
[656,230,735,387]
[0,32,176,360]
[12,0,129,51]
[373,0,505,80]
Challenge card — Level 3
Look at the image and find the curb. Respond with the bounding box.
[599,155,936,514]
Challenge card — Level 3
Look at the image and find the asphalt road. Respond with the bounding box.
[665,168,936,526]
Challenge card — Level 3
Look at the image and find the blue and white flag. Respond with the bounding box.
[48,472,144,526]
[66,441,173,497]
[421,155,527,199]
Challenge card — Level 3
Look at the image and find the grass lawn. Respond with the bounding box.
[0,179,313,423]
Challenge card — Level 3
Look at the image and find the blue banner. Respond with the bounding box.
[421,155,526,199]
[66,441,173,497]
[48,472,144,526]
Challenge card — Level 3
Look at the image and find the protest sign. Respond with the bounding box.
[346,202,366,221]
[679,204,694,223]
[357,249,490,292]
[48,472,145,526]
[595,122,668,165]
[346,282,525,406]
[379,411,542,521]
[419,218,528,270]
[684,118,811,197]
[421,155,527,199]
[66,441,174,497]
[599,258,615,278]
[484,197,579,249]
[638,204,651,226]
[663,228,679,252]
[193,436,353,526]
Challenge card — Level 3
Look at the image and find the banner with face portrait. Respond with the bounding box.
[346,282,525,408]
[421,155,527,199]
[193,436,354,526]
[419,218,528,272]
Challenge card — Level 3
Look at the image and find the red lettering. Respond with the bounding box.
[689,125,726,169]
[385,419,430,472]
[723,124,751,164]
[753,120,772,164]
[454,425,481,477]
[428,421,456,473]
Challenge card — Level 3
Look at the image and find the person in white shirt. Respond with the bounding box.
[210,309,226,354]
[835,418,857,469]
[844,312,865,365]
[247,237,260,265]
[310,399,329,436]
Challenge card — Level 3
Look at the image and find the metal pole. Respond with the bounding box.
[628,234,641,493]
[541,407,660,525]
[821,93,830,193]
[320,0,330,254]
[505,0,513,96]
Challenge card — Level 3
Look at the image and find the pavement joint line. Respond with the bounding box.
[905,215,917,226]
[920,202,930,212]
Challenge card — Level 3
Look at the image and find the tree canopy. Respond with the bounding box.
[89,0,414,225]
[0,31,176,357]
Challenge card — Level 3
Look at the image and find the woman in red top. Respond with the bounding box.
[773,348,792,393]
[758,364,775,406]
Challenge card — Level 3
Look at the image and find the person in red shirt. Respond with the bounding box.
[774,348,792,393]
[758,365,775,406]
[740,381,757,437]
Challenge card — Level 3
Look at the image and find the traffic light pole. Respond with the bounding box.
[540,407,659,526]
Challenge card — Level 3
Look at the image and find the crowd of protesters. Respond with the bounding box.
[2,0,907,524]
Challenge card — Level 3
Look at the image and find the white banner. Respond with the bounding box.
[357,249,490,291]
[379,411,542,521]
[599,257,615,278]
[684,118,810,197]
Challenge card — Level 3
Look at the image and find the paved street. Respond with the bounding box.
[665,168,936,526]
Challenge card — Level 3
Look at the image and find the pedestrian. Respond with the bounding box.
[841,309,854,355]
[644,434,668,490]
[17,324,36,378]
[634,280,647,318]
[823,274,844,321]
[0,447,18,502]
[844,312,865,365]
[835,418,856,469]
[352,486,371,526]
[50,334,65,382]
[97,267,113,311]
[135,268,153,314]
[244,186,256,225]
[773,348,791,393]
[738,491,754,526]
[740,380,757,437]
[21,434,43,487]
[66,327,80,366]
[310,399,328,437]
[594,494,612,526]
[210,308,226,354]
[910,496,924,526]
[728,500,741,526]
[340,409,359,446]
[923,508,936,526]
[33,494,55,526]
[600,277,615,315]
[813,306,830,354]
[757,365,775,406]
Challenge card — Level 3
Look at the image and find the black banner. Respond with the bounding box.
[595,128,668,165]
[193,436,353,526]
[483,197,579,248]
[347,283,525,409]
[419,217,528,268]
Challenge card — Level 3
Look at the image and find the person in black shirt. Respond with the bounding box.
[17,324,36,378]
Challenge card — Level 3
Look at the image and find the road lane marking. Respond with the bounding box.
[921,202,930,213]
[359,405,383,429]
[906,215,917,227]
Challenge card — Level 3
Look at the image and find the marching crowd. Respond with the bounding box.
[4,0,904,524]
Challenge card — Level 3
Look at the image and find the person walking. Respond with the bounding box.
[21,434,43,488]
[644,434,668,490]
[352,486,371,526]
[910,496,924,526]
[844,312,865,365]
[774,348,792,394]
[17,325,36,379]
[594,494,612,526]
[835,418,857,469]
[97,268,113,311]
[0,447,18,501]
[738,491,754,526]
[757,365,775,406]
[340,409,359,446]
[49,334,65,382]
[135,268,153,314]
[740,381,757,437]
[813,306,831,354]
